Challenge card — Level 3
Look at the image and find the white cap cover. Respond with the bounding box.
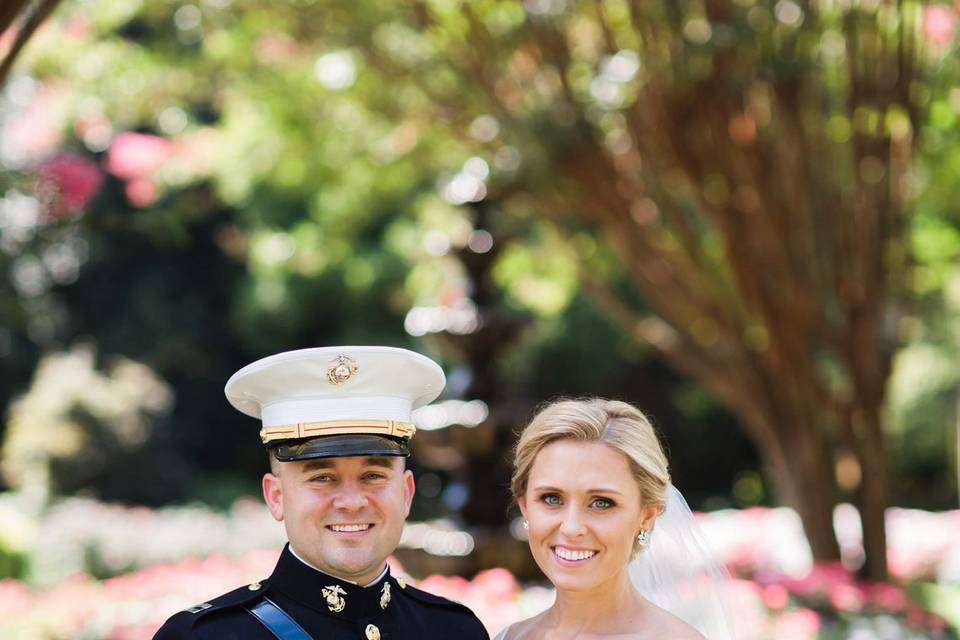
[224,346,445,459]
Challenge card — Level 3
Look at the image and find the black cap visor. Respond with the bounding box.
[270,434,409,461]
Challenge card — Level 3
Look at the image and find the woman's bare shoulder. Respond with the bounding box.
[495,610,550,640]
[640,604,706,640]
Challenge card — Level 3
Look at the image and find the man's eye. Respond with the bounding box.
[364,473,386,480]
[309,475,333,483]
[542,494,562,506]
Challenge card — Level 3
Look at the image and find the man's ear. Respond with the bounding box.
[402,469,415,516]
[263,472,284,522]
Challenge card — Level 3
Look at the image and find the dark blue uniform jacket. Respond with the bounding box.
[153,545,489,640]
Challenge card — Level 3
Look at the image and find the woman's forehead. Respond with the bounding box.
[529,440,635,485]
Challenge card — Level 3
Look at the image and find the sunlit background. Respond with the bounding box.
[1,0,959,638]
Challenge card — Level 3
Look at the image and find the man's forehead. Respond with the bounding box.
[295,455,401,471]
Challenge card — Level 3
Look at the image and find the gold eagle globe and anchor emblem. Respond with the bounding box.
[326,355,359,386]
[321,584,347,613]
[379,582,391,609]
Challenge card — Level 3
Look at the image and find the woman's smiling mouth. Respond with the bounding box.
[552,545,598,563]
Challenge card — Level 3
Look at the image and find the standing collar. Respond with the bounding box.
[287,544,389,587]
[270,544,396,621]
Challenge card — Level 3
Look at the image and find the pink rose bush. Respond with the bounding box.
[1,498,957,638]
[34,154,104,219]
[104,132,173,207]
[102,129,219,207]
[1,553,955,640]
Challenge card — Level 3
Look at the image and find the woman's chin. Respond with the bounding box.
[538,560,606,592]
[546,571,604,592]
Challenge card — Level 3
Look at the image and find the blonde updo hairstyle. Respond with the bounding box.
[511,398,670,554]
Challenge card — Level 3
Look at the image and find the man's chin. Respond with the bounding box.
[324,554,384,580]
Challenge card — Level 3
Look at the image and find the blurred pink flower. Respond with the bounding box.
[906,604,929,629]
[125,178,158,208]
[469,568,520,602]
[5,83,66,160]
[35,153,104,218]
[761,583,790,610]
[867,582,906,612]
[828,582,864,613]
[416,574,471,601]
[927,612,949,633]
[0,579,32,616]
[43,573,102,627]
[105,132,173,180]
[781,562,852,598]
[924,5,957,46]
[769,608,820,640]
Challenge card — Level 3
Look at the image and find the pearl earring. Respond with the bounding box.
[522,519,529,530]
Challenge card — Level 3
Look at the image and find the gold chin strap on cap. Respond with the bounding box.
[259,420,417,444]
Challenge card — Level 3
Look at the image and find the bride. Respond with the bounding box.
[495,398,733,640]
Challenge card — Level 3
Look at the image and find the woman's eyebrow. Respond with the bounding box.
[531,484,624,496]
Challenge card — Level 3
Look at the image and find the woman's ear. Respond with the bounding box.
[639,503,660,531]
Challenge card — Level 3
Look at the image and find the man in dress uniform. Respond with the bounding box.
[154,346,490,640]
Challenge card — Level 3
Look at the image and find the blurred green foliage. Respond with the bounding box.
[0,0,956,521]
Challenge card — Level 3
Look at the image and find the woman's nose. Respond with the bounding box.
[558,507,587,537]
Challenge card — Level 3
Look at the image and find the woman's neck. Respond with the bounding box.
[541,571,641,636]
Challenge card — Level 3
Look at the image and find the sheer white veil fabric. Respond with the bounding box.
[629,485,737,640]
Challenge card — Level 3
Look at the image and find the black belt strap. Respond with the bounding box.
[247,597,314,640]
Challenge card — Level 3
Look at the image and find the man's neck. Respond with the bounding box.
[288,544,388,587]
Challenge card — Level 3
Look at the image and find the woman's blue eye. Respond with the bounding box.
[543,494,562,506]
[592,498,614,509]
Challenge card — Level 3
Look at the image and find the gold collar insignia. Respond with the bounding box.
[321,584,347,613]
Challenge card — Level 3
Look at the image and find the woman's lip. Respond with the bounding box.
[551,545,599,564]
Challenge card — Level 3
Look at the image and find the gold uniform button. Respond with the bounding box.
[365,623,381,640]
[247,582,262,591]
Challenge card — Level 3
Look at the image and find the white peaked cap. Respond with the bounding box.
[224,346,445,460]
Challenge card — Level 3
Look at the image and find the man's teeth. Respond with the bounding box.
[330,524,371,532]
[554,547,596,561]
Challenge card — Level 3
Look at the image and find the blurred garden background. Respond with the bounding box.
[1,0,960,638]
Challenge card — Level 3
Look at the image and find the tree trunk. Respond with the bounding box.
[852,407,892,581]
[778,428,843,562]
[0,0,62,87]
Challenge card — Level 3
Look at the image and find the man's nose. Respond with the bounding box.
[332,483,370,510]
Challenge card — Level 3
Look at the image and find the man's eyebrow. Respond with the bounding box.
[297,457,397,472]
[362,456,397,469]
[300,459,335,472]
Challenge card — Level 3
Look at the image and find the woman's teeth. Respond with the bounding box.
[554,547,596,561]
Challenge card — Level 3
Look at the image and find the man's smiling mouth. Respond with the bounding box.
[328,524,373,532]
